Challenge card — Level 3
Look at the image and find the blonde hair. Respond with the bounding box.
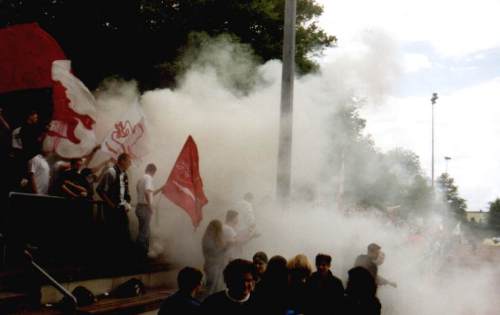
[203,219,223,246]
[287,254,312,281]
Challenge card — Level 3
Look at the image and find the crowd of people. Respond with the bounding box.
[0,108,166,261]
[159,243,393,315]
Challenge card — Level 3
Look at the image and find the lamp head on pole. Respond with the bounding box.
[431,92,438,104]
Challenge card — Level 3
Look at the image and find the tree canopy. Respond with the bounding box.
[488,198,500,232]
[2,0,336,91]
[436,172,467,221]
[327,103,434,217]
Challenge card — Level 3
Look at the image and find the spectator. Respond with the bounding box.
[158,267,203,315]
[252,251,268,283]
[57,158,89,198]
[202,220,228,295]
[201,259,257,315]
[222,210,258,261]
[26,149,50,195]
[239,192,257,234]
[135,163,163,256]
[354,243,396,287]
[344,267,381,315]
[96,153,133,256]
[287,254,312,314]
[306,253,345,315]
[254,255,289,315]
[80,168,96,200]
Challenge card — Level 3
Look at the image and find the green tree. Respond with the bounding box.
[328,103,434,217]
[2,0,336,90]
[488,198,500,232]
[436,173,467,221]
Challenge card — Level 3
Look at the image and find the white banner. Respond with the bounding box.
[100,101,149,160]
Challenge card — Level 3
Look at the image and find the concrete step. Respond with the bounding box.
[0,290,31,313]
[10,287,174,315]
[40,267,178,305]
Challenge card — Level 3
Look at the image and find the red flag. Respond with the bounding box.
[0,23,66,93]
[162,136,208,227]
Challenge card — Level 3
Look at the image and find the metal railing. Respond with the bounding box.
[24,250,78,310]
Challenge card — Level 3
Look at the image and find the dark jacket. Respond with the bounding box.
[306,270,345,315]
[200,291,257,315]
[158,291,200,315]
[96,165,130,207]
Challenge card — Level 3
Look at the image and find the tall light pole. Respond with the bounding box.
[431,92,438,187]
[277,0,297,203]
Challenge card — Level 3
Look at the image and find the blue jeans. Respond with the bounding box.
[135,204,152,254]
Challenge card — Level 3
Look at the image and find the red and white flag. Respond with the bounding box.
[162,136,208,227]
[100,101,149,160]
[44,60,97,158]
[0,23,66,93]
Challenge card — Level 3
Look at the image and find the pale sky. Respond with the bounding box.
[317,0,500,210]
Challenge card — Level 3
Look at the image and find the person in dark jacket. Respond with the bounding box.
[306,253,345,315]
[287,254,312,314]
[96,153,132,257]
[201,259,257,315]
[252,251,268,283]
[158,267,203,315]
[253,255,289,314]
[344,267,381,315]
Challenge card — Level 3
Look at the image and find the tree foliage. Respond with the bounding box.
[488,198,500,232]
[436,173,467,221]
[2,0,336,90]
[328,103,433,217]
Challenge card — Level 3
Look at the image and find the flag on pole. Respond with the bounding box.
[44,60,97,158]
[100,101,149,160]
[0,23,66,93]
[162,136,208,227]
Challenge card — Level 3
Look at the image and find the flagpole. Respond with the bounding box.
[277,0,297,205]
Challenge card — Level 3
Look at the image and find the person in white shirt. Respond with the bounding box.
[135,163,163,256]
[239,192,257,235]
[27,150,50,195]
[222,210,258,262]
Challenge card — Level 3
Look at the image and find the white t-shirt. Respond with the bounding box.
[29,154,50,195]
[136,173,154,205]
[238,200,256,230]
[222,224,240,260]
[11,127,22,149]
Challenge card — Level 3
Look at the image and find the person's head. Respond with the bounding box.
[374,251,385,266]
[145,163,157,176]
[26,110,39,125]
[315,253,332,276]
[81,168,95,183]
[223,259,256,300]
[225,209,239,227]
[177,267,203,297]
[117,153,132,171]
[243,192,254,202]
[367,243,381,260]
[346,266,377,298]
[263,255,288,286]
[287,254,312,283]
[69,158,83,171]
[204,219,223,241]
[252,251,268,277]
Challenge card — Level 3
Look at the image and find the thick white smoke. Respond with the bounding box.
[92,31,499,315]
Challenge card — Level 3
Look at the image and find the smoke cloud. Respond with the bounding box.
[92,31,498,315]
